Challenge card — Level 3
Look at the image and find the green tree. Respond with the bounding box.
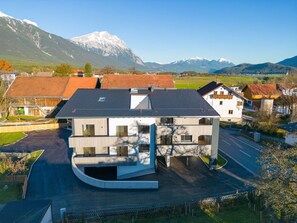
[128,67,137,74]
[257,144,297,222]
[84,63,93,77]
[54,63,72,76]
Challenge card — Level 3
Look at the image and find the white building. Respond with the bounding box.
[56,88,220,189]
[198,81,245,122]
[279,122,297,146]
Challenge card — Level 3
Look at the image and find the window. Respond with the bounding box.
[138,125,150,134]
[237,101,243,106]
[98,97,106,102]
[83,147,95,157]
[228,110,233,114]
[228,91,232,95]
[160,117,174,125]
[82,124,95,137]
[198,135,211,145]
[116,126,128,137]
[214,91,218,95]
[139,144,150,152]
[199,118,212,125]
[219,101,223,105]
[160,135,172,145]
[181,135,192,142]
[220,91,224,95]
[116,146,128,156]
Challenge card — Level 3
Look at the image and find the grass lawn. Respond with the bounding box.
[105,204,260,223]
[174,75,256,89]
[0,183,22,204]
[7,115,39,122]
[199,154,227,169]
[0,132,26,146]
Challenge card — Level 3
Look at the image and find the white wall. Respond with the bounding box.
[285,132,297,146]
[40,205,53,223]
[203,87,243,122]
[109,118,156,178]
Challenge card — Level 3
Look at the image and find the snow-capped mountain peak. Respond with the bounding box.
[0,11,38,27]
[71,31,144,65]
[218,58,231,63]
[22,19,38,27]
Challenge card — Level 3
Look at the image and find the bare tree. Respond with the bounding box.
[257,144,297,222]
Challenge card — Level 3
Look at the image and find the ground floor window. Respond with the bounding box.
[138,144,150,152]
[160,135,172,145]
[116,146,128,156]
[198,135,212,145]
[83,147,96,157]
[181,135,192,142]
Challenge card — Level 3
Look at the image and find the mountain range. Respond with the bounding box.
[0,11,296,74]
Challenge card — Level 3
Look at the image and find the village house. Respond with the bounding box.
[5,77,99,116]
[242,84,282,114]
[275,83,297,115]
[279,122,297,146]
[198,81,245,122]
[56,88,220,189]
[100,74,175,89]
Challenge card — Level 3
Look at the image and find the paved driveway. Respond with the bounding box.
[1,129,254,221]
[219,128,262,175]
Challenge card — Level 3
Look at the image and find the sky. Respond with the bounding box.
[1,0,297,64]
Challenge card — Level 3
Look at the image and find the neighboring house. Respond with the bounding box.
[279,122,297,146]
[242,84,282,114]
[275,84,297,115]
[198,81,245,122]
[72,70,85,77]
[56,88,220,185]
[101,74,175,89]
[0,200,52,223]
[5,77,99,116]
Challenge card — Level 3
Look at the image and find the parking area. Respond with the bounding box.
[0,129,255,221]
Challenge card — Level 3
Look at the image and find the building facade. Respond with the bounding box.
[198,81,245,122]
[57,88,220,183]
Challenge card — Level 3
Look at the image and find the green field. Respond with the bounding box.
[174,75,281,89]
[0,183,22,204]
[0,132,26,146]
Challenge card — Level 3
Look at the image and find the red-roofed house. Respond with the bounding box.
[5,77,98,116]
[101,74,175,89]
[242,84,282,113]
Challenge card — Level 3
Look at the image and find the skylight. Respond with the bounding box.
[98,97,106,102]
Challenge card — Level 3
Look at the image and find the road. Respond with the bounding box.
[219,128,262,175]
[0,129,254,221]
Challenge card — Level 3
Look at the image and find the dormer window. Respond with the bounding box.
[98,97,106,102]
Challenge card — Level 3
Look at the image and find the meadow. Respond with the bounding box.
[174,74,283,89]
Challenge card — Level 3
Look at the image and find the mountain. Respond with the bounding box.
[214,62,297,74]
[0,11,234,72]
[278,55,297,68]
[0,12,144,69]
[145,57,235,73]
[71,31,144,66]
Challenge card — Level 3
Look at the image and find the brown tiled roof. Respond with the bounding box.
[243,84,281,96]
[6,77,98,98]
[101,74,175,89]
[277,83,297,90]
[63,77,98,99]
[6,77,69,97]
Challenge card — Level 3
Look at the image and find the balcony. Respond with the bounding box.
[73,154,137,166]
[212,94,233,99]
[69,135,138,148]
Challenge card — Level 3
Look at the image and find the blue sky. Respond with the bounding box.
[1,0,296,64]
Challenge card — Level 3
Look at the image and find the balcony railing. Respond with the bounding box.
[73,154,137,166]
[213,94,233,99]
